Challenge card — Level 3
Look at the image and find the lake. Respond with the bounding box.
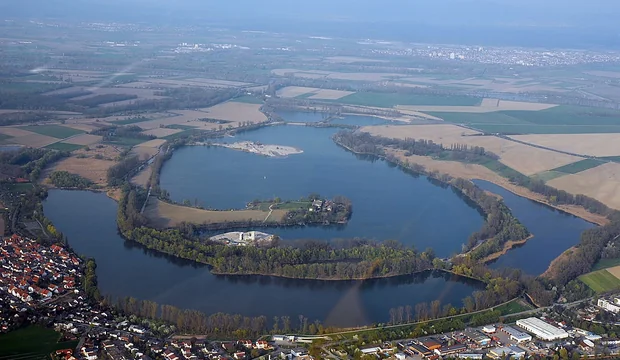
[43,189,483,327]
[475,180,596,275]
[160,125,484,257]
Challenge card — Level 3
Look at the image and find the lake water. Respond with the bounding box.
[160,125,484,257]
[474,180,596,275]
[43,189,483,327]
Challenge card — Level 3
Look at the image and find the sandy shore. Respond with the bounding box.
[212,141,303,157]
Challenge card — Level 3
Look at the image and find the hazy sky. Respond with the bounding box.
[4,0,620,27]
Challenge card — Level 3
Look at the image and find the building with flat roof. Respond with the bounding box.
[516,318,569,341]
[501,326,533,343]
[598,299,620,314]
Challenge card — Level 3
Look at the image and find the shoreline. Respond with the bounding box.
[479,235,535,263]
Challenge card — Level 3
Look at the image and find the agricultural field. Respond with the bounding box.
[197,101,268,123]
[593,258,620,272]
[44,142,84,152]
[363,124,583,175]
[579,266,620,293]
[397,99,556,113]
[144,199,287,227]
[532,159,606,182]
[277,86,354,100]
[511,133,620,157]
[0,326,77,360]
[1,131,59,148]
[18,125,84,139]
[334,92,481,108]
[425,105,620,134]
[547,162,620,210]
[141,128,183,138]
[61,134,102,146]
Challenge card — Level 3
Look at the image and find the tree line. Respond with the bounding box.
[107,155,141,186]
[49,170,94,189]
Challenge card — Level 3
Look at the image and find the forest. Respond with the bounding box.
[107,155,141,186]
[48,170,94,189]
[0,147,69,181]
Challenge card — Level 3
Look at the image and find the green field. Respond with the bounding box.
[550,159,605,174]
[44,142,84,151]
[593,258,620,271]
[19,125,84,139]
[252,200,311,211]
[0,326,77,359]
[8,182,34,193]
[0,133,13,142]
[233,95,264,104]
[334,92,481,108]
[602,156,620,163]
[579,269,620,293]
[494,299,533,315]
[103,137,148,146]
[531,159,605,182]
[425,105,620,134]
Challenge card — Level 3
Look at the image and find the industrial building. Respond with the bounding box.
[516,317,569,341]
[598,298,620,314]
[501,326,533,343]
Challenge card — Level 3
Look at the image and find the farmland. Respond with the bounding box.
[144,199,287,228]
[424,105,620,134]
[362,124,583,175]
[547,162,620,210]
[277,86,354,100]
[579,267,620,293]
[511,133,620,157]
[334,92,481,108]
[44,156,116,186]
[18,125,84,139]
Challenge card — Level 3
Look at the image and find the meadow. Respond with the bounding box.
[579,267,620,293]
[19,125,84,139]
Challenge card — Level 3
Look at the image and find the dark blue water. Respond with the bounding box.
[474,180,596,275]
[43,189,482,327]
[160,125,484,257]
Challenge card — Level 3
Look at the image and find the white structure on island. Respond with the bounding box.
[210,231,275,246]
[516,317,569,341]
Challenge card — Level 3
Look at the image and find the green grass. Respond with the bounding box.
[530,170,567,182]
[425,105,620,134]
[593,258,620,271]
[44,142,84,151]
[232,96,264,104]
[494,299,533,315]
[334,92,481,108]
[0,326,76,359]
[103,137,148,146]
[0,133,12,142]
[19,125,84,139]
[602,156,620,163]
[579,269,620,293]
[550,158,605,174]
[480,160,528,181]
[8,183,34,193]
[253,201,311,211]
[165,124,195,130]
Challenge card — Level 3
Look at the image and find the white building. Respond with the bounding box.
[516,317,569,341]
[501,326,532,343]
[598,298,620,313]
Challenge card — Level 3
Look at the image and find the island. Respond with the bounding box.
[207,141,303,157]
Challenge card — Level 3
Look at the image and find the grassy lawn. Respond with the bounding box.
[494,299,533,315]
[233,96,264,104]
[335,92,481,108]
[103,137,148,146]
[550,158,605,174]
[19,125,84,139]
[424,106,620,134]
[579,269,620,293]
[0,326,76,359]
[593,258,620,271]
[44,142,84,151]
[8,183,34,193]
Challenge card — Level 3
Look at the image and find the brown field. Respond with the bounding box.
[277,86,319,98]
[139,139,167,148]
[75,144,121,161]
[0,127,36,137]
[548,162,620,210]
[131,146,159,160]
[130,164,152,187]
[607,266,620,279]
[144,199,287,228]
[396,99,557,113]
[363,124,583,175]
[8,133,59,148]
[141,128,183,138]
[309,89,355,100]
[45,156,115,186]
[124,111,211,130]
[511,134,620,157]
[198,102,267,123]
[62,134,102,146]
[70,87,165,100]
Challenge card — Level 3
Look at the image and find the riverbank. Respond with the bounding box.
[479,235,535,263]
[385,149,609,226]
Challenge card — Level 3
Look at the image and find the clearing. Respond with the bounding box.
[579,267,620,293]
[44,156,116,186]
[511,133,620,157]
[363,124,583,175]
[547,162,620,210]
[144,199,287,227]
